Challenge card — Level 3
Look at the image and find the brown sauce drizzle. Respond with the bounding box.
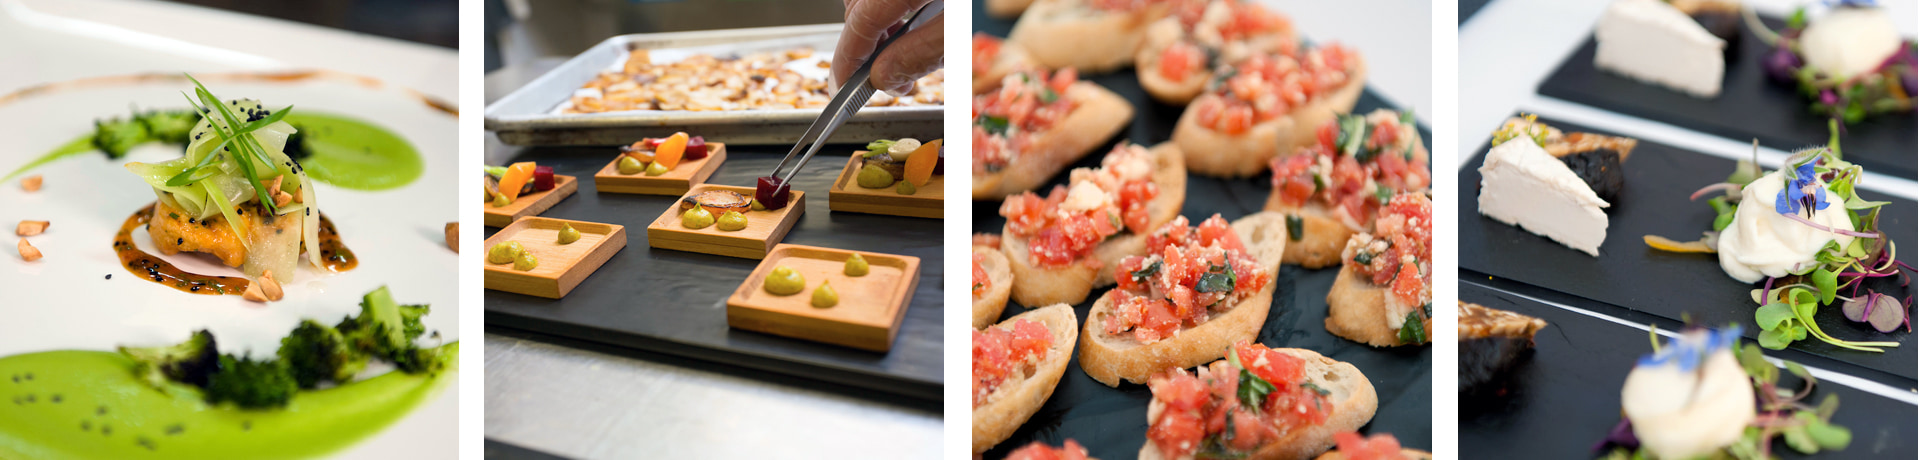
[115,203,357,295]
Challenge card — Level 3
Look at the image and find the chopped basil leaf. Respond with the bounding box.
[1195,263,1237,294]
[1311,174,1325,194]
[1285,214,1304,241]
[1354,251,1374,265]
[976,115,1010,135]
[1132,260,1163,282]
[1227,350,1274,412]
[1039,88,1058,103]
[1375,184,1393,205]
[1340,115,1371,160]
[1300,381,1331,396]
[1398,311,1428,344]
[1399,110,1416,126]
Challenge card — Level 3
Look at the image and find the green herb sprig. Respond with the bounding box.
[167,74,294,214]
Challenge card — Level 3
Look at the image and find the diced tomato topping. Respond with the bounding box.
[972,252,991,297]
[974,69,1080,171]
[1348,194,1432,307]
[1316,121,1340,151]
[1226,407,1278,451]
[972,319,1052,407]
[1005,439,1090,460]
[1106,215,1271,344]
[1333,432,1405,460]
[1159,41,1205,81]
[1000,145,1156,268]
[1147,341,1327,459]
[972,33,1002,77]
[1204,44,1354,133]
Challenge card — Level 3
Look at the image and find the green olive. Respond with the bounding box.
[856,163,895,189]
[487,242,516,264]
[681,207,715,229]
[844,253,869,276]
[764,266,805,295]
[750,199,767,211]
[557,223,582,244]
[618,156,645,175]
[491,193,510,207]
[895,180,916,195]
[717,211,748,231]
[811,281,838,308]
[513,250,539,271]
[646,161,670,176]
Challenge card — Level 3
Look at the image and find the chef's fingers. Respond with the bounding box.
[868,12,943,96]
[831,0,934,89]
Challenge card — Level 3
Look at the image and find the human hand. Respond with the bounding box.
[833,0,944,96]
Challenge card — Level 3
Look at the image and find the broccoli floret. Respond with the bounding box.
[118,329,220,389]
[92,117,151,159]
[399,304,430,341]
[203,354,297,409]
[138,109,201,145]
[277,320,368,389]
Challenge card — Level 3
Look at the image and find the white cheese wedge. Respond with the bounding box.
[1594,0,1726,98]
[1478,138,1611,256]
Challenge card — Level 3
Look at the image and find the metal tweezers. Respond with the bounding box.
[768,1,940,185]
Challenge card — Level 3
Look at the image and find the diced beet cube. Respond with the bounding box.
[756,176,791,210]
[532,166,556,192]
[685,136,709,160]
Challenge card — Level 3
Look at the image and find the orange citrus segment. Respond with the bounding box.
[655,132,690,170]
[498,162,537,203]
[904,139,942,187]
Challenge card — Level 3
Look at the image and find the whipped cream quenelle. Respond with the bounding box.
[1621,327,1755,460]
[1716,169,1856,283]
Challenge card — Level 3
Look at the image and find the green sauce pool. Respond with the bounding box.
[281,113,423,191]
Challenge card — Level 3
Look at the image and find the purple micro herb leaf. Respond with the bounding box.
[1842,294,1870,322]
[1868,294,1906,332]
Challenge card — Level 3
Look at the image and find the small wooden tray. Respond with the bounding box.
[646,184,805,259]
[483,217,626,299]
[826,152,943,219]
[726,244,920,352]
[484,175,579,227]
[592,143,729,196]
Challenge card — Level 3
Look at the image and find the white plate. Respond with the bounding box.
[0,3,458,459]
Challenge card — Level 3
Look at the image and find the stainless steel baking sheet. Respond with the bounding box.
[485,24,942,146]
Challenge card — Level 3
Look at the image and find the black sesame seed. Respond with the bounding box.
[98,406,107,415]
[105,274,112,280]
[80,421,90,431]
[50,394,60,403]
[165,424,184,435]
[176,238,183,245]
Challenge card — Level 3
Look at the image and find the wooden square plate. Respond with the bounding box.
[726,244,919,352]
[646,184,805,259]
[484,174,579,227]
[483,217,626,299]
[826,152,943,218]
[592,143,729,195]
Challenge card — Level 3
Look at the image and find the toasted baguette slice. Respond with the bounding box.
[1002,143,1188,306]
[986,0,1037,18]
[1139,347,1380,460]
[1172,56,1368,178]
[974,82,1136,200]
[1078,212,1288,386]
[973,304,1079,454]
[975,36,1037,94]
[1314,449,1433,460]
[1262,200,1360,269]
[1325,264,1432,347]
[1006,0,1170,73]
[973,245,1016,329]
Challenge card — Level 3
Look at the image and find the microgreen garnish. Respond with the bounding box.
[1748,3,1915,125]
[1490,113,1549,148]
[976,115,1010,136]
[169,74,295,215]
[1285,214,1304,241]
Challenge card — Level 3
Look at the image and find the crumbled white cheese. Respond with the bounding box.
[1060,180,1111,212]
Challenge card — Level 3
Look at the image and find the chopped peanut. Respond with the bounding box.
[444,222,459,253]
[242,270,286,302]
[15,220,48,236]
[20,175,41,192]
[17,239,40,262]
[273,191,293,207]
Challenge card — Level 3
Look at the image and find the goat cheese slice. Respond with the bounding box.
[1594,0,1726,98]
[1478,138,1611,256]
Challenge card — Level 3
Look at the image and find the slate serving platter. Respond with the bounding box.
[975,5,1432,456]
[1460,281,1918,459]
[1537,16,1918,179]
[1459,115,1917,380]
[482,143,944,402]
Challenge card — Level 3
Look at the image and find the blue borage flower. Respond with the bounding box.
[1637,326,1743,371]
[1774,159,1829,218]
[1826,0,1878,7]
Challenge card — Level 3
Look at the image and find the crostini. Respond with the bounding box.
[1314,433,1432,460]
[1006,0,1174,73]
[1079,212,1287,386]
[1325,193,1432,347]
[1006,439,1097,460]
[999,143,1188,307]
[973,33,1038,94]
[1266,110,1430,268]
[973,240,1015,329]
[986,0,1039,19]
[974,68,1135,200]
[1139,341,1379,460]
[1136,0,1296,105]
[1172,44,1368,178]
[973,304,1079,455]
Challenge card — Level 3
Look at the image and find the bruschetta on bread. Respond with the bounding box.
[1325,193,1433,347]
[1006,0,1173,73]
[974,241,1016,329]
[973,304,1079,455]
[974,68,1135,200]
[1140,342,1379,460]
[1136,0,1296,105]
[1079,212,1287,387]
[1265,110,1430,268]
[974,33,1038,94]
[1173,44,1367,178]
[999,143,1188,307]
[1314,433,1432,460]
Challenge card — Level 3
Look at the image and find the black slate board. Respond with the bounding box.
[482,143,944,403]
[975,4,1432,457]
[1460,281,1918,459]
[1537,16,1918,179]
[1459,115,1917,380]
